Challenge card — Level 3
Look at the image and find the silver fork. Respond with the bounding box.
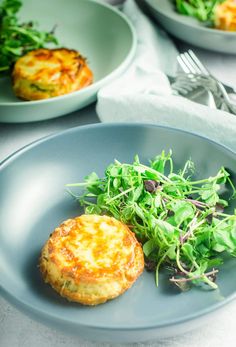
[177,50,236,114]
[170,74,217,109]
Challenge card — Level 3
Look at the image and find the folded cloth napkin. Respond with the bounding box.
[97,0,236,152]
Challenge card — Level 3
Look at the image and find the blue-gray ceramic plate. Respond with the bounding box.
[0,0,136,123]
[144,0,236,54]
[0,123,236,343]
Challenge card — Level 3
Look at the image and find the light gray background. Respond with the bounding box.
[1,1,236,346]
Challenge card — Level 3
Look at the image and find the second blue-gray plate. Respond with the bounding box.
[144,0,236,54]
[0,0,136,123]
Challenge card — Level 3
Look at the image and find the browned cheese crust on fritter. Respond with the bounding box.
[39,214,144,305]
[12,48,93,100]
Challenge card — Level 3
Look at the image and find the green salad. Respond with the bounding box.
[0,0,58,77]
[67,151,236,291]
[175,0,223,24]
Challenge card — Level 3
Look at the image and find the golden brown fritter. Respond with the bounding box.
[215,0,236,31]
[39,214,144,305]
[12,48,93,100]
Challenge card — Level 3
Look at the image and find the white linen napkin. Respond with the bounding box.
[97,0,236,152]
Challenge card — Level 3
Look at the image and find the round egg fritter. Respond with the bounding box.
[39,214,144,305]
[215,0,236,31]
[12,48,93,100]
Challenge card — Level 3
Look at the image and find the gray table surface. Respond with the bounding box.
[1,2,236,346]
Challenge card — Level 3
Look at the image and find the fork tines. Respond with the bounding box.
[177,50,209,76]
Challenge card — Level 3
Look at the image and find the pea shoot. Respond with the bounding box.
[66,151,236,291]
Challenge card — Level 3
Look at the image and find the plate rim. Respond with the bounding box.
[1,122,236,331]
[1,122,236,168]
